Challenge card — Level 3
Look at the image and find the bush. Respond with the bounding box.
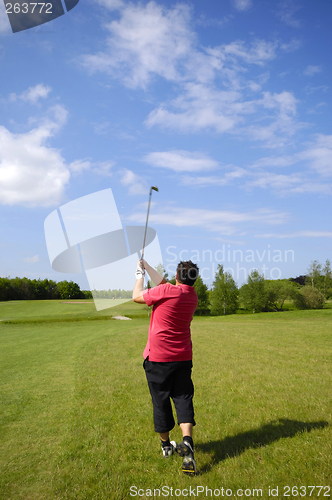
[292,286,325,310]
[303,286,325,309]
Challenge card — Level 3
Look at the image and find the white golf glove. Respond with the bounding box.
[135,261,145,279]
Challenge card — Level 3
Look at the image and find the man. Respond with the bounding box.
[133,259,199,476]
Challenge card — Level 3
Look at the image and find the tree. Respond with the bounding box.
[260,280,277,311]
[56,280,82,300]
[240,269,265,313]
[290,275,306,286]
[263,279,298,311]
[0,278,10,301]
[193,276,210,315]
[9,277,24,300]
[210,265,239,315]
[306,260,322,288]
[278,280,299,309]
[322,259,332,302]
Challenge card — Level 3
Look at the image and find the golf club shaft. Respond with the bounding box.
[141,189,152,262]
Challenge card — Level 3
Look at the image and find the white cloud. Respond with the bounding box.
[181,175,229,187]
[9,84,52,104]
[119,168,148,195]
[256,231,332,239]
[248,135,332,178]
[232,0,252,11]
[196,13,232,28]
[305,85,329,95]
[211,39,277,66]
[250,155,296,168]
[230,134,332,195]
[300,134,332,177]
[69,159,115,176]
[69,159,92,174]
[280,38,302,52]
[181,167,247,187]
[303,65,322,76]
[307,102,327,115]
[241,91,300,148]
[146,87,300,146]
[93,161,116,176]
[128,204,288,234]
[92,121,111,135]
[175,145,332,196]
[260,91,297,118]
[246,171,303,191]
[82,3,278,88]
[95,0,123,10]
[24,255,40,263]
[82,2,303,147]
[276,2,302,28]
[81,1,194,89]
[0,106,70,207]
[145,83,245,133]
[143,150,219,172]
[287,182,332,195]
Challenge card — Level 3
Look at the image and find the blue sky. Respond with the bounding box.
[0,0,331,290]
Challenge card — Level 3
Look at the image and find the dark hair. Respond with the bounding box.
[176,261,199,286]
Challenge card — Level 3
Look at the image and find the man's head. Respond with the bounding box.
[176,261,199,286]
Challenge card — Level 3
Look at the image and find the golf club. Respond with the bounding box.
[141,186,158,262]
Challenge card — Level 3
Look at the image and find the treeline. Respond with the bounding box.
[193,259,332,316]
[91,289,132,299]
[0,276,136,301]
[0,277,92,301]
[2,259,331,312]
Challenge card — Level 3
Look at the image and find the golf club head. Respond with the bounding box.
[151,186,159,192]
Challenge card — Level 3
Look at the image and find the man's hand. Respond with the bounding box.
[133,260,146,303]
[135,260,145,280]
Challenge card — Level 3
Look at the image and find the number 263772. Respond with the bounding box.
[6,3,53,14]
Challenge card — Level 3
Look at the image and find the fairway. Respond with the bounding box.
[0,302,331,499]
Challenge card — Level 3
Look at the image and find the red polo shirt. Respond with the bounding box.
[142,283,198,362]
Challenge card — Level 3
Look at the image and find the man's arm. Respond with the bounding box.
[133,278,146,303]
[142,259,167,286]
[132,260,167,303]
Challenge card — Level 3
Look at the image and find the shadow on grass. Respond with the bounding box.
[196,418,329,473]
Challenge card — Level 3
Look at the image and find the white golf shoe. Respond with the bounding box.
[161,440,177,458]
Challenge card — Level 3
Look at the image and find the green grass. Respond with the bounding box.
[0,302,331,499]
[0,299,150,323]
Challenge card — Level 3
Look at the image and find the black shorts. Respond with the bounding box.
[143,358,195,433]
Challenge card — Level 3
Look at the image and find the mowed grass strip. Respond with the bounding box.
[0,303,331,499]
